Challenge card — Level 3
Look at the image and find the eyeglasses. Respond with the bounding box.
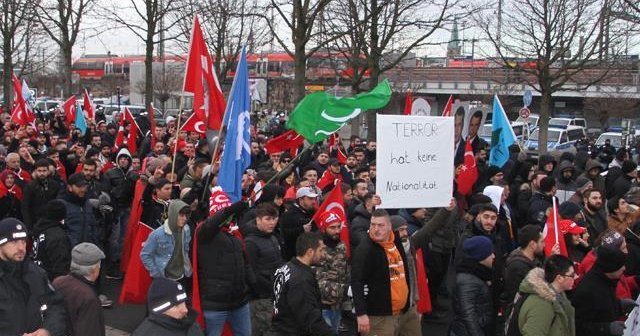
[560,272,576,278]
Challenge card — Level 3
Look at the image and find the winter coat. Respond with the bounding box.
[102,148,136,208]
[580,159,606,193]
[450,259,494,336]
[571,264,624,336]
[0,192,21,220]
[624,228,640,275]
[575,250,638,301]
[21,177,62,229]
[0,258,67,335]
[132,310,204,336]
[611,174,634,199]
[555,161,577,192]
[52,273,105,336]
[608,209,640,234]
[196,201,250,311]
[270,258,333,336]
[502,248,541,308]
[244,220,284,299]
[61,191,98,246]
[313,237,350,308]
[583,208,608,246]
[349,203,371,249]
[279,203,315,260]
[31,218,72,281]
[518,268,575,336]
[140,201,193,279]
[351,231,411,317]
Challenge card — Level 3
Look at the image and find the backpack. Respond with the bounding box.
[504,291,530,336]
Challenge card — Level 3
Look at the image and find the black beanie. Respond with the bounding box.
[595,246,627,273]
[559,201,581,219]
[45,200,67,222]
[147,278,187,314]
[622,160,638,175]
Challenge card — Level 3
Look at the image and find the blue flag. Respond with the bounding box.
[218,47,251,202]
[489,95,517,168]
[75,102,87,136]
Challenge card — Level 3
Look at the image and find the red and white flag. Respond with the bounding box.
[119,222,153,304]
[181,113,207,134]
[183,16,226,131]
[311,184,350,257]
[83,89,94,120]
[328,133,347,164]
[61,96,77,126]
[265,129,304,157]
[115,107,140,154]
[543,198,568,257]
[456,140,478,196]
[441,95,454,117]
[10,74,34,126]
[403,89,413,115]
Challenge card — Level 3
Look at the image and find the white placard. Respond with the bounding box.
[376,114,454,208]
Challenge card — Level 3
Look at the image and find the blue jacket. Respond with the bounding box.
[61,192,97,246]
[140,221,192,279]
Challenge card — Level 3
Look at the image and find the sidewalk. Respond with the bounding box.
[106,325,129,336]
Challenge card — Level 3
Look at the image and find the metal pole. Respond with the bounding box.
[170,95,185,178]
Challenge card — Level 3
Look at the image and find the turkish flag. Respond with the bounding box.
[317,169,342,191]
[83,89,94,120]
[181,113,206,135]
[148,103,157,148]
[442,95,454,117]
[456,140,478,196]
[62,96,77,126]
[10,74,34,126]
[119,222,153,304]
[403,89,412,115]
[265,129,304,157]
[120,179,146,272]
[115,108,140,154]
[311,184,350,257]
[415,249,432,314]
[183,16,225,131]
[544,199,568,257]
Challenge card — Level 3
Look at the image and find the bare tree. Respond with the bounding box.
[325,0,456,140]
[258,0,334,103]
[475,0,626,152]
[101,0,186,110]
[0,0,37,113]
[35,0,96,97]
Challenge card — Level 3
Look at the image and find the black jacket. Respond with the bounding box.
[571,265,623,336]
[450,259,494,336]
[270,258,333,336]
[611,174,634,199]
[0,259,67,335]
[31,218,72,281]
[351,232,411,316]
[21,177,62,230]
[501,247,541,308]
[197,201,250,311]
[0,192,22,220]
[61,191,98,246]
[132,310,204,336]
[349,203,371,249]
[280,203,315,260]
[243,221,283,299]
[583,208,608,246]
[102,149,136,208]
[527,192,554,227]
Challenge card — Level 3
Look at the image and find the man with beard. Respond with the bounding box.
[280,187,318,260]
[313,209,350,334]
[582,188,608,245]
[344,154,358,181]
[0,217,67,335]
[501,225,547,312]
[62,173,98,247]
[22,158,62,230]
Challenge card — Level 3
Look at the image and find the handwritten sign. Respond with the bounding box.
[376,114,454,208]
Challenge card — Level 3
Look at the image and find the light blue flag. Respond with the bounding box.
[489,95,517,168]
[218,46,251,202]
[75,102,87,136]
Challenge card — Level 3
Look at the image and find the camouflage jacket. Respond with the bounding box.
[314,240,350,307]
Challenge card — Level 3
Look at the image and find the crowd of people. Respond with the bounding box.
[1,106,640,336]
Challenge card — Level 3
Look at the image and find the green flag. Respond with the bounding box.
[286,80,392,143]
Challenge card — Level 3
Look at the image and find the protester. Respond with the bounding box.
[280,186,318,260]
[502,225,545,311]
[62,173,99,246]
[269,232,333,335]
[32,199,71,281]
[22,158,62,230]
[132,277,204,336]
[0,217,67,335]
[53,242,106,336]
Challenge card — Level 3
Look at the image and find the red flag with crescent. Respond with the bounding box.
[181,113,206,135]
[456,140,478,196]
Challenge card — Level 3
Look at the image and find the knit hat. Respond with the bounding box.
[622,160,638,175]
[600,230,625,249]
[559,201,581,219]
[45,200,67,222]
[0,218,27,245]
[148,277,188,314]
[71,243,105,266]
[317,209,343,232]
[575,176,593,190]
[390,215,408,231]
[539,176,556,193]
[595,246,627,273]
[463,236,494,261]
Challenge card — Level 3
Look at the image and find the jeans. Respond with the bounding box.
[204,303,251,336]
[109,207,130,264]
[322,307,342,335]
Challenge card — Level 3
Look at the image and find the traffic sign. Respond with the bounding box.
[523,90,532,107]
[519,107,531,119]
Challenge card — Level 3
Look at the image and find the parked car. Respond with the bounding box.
[525,125,586,155]
[516,113,540,131]
[548,117,587,129]
[34,100,63,112]
[478,121,529,146]
[595,132,623,150]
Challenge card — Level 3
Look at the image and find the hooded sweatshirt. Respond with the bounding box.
[164,200,190,280]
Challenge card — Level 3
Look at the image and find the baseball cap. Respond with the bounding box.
[296,187,319,199]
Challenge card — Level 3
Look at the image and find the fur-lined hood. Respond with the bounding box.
[518,267,556,302]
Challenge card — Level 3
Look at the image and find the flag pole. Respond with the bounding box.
[552,197,559,246]
[170,95,185,178]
